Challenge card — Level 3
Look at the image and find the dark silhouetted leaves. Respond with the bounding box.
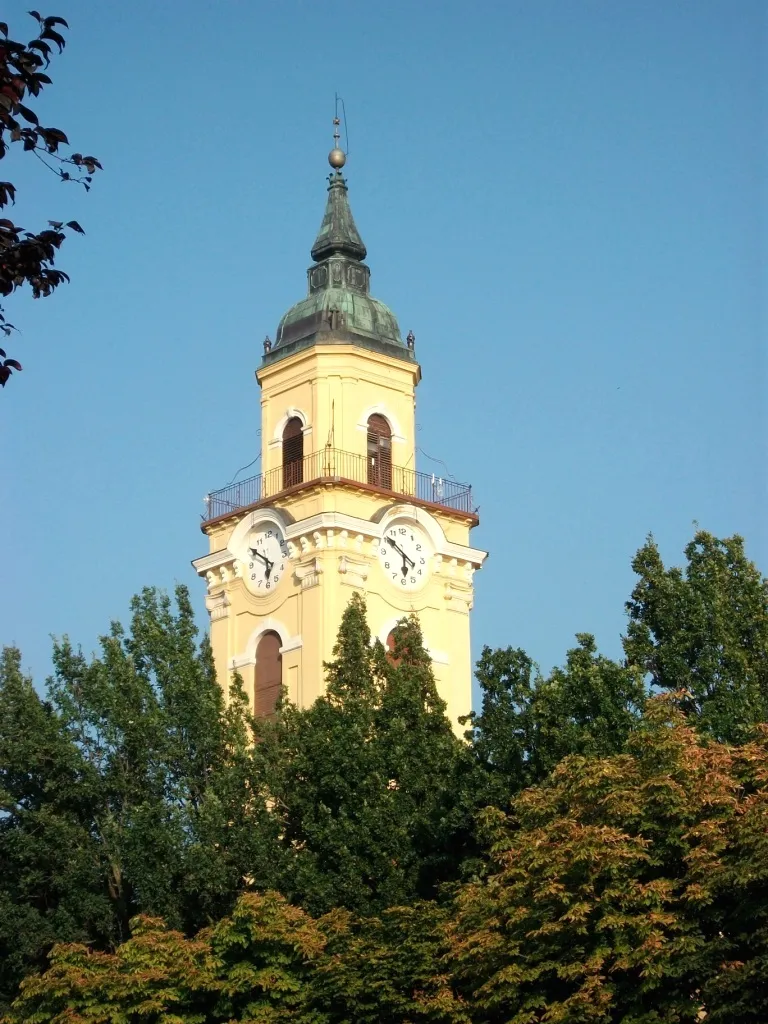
[0,10,102,386]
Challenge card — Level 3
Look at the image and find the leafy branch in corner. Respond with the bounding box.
[0,11,101,387]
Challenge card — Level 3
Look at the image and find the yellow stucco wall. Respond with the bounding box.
[194,337,485,733]
[257,344,420,471]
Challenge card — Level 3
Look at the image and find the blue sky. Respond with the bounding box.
[1,0,765,703]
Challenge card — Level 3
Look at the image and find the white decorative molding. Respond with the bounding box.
[238,617,300,667]
[293,556,323,590]
[269,407,312,448]
[356,404,407,445]
[193,549,234,577]
[228,507,291,562]
[338,554,370,588]
[205,590,230,621]
[443,581,473,612]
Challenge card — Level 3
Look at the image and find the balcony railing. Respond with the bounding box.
[203,447,475,522]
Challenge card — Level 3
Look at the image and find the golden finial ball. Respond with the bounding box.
[328,147,346,169]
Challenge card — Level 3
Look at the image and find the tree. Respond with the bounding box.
[5,892,325,1024]
[624,530,768,743]
[0,11,101,386]
[0,586,267,1011]
[254,595,475,916]
[14,701,768,1024]
[464,636,646,804]
[0,648,115,1014]
[7,893,464,1024]
[450,695,768,1023]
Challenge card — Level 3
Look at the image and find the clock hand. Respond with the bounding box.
[250,547,275,580]
[386,535,415,568]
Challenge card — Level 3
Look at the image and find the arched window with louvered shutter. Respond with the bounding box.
[367,413,392,489]
[254,630,282,718]
[385,630,401,667]
[282,417,304,488]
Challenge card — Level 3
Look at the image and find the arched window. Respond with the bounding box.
[283,417,304,488]
[367,414,392,489]
[254,631,282,718]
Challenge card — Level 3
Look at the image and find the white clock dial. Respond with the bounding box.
[378,520,431,591]
[244,522,289,594]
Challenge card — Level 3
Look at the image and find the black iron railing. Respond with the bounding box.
[203,447,474,521]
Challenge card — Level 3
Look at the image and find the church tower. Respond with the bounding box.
[193,128,486,728]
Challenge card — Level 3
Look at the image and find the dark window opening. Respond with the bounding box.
[385,630,403,667]
[255,630,282,718]
[283,417,304,488]
[367,413,392,489]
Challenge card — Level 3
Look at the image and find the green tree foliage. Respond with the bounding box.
[0,648,114,1007]
[0,587,266,1011]
[624,530,768,743]
[5,529,768,1021]
[255,595,475,916]
[13,700,768,1024]
[464,635,646,802]
[450,695,768,1024]
[0,12,102,386]
[6,892,326,1024]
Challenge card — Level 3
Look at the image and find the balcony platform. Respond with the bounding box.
[202,447,477,527]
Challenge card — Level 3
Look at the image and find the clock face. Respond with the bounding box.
[244,522,289,594]
[378,520,431,591]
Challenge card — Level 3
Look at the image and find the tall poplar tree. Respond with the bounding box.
[255,595,474,916]
[0,586,267,1010]
[624,530,768,742]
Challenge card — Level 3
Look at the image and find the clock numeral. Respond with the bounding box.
[392,572,398,579]
[410,576,416,584]
[249,562,254,570]
[250,573,256,580]
[266,529,273,537]
[380,547,387,555]
[273,575,279,583]
[279,564,285,571]
[415,543,422,552]
[257,580,262,588]
[398,528,406,535]
[419,557,425,565]
[384,561,390,569]
[400,578,407,586]
[417,569,422,575]
[266,581,271,589]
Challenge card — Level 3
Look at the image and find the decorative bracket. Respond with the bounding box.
[338,554,370,589]
[293,556,323,590]
[205,589,231,621]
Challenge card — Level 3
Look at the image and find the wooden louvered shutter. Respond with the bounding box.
[255,631,282,718]
[367,414,392,489]
[282,417,304,488]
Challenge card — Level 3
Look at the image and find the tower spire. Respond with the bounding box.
[311,109,366,263]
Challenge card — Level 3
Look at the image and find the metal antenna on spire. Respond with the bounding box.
[329,94,347,169]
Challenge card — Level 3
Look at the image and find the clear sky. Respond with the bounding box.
[1,0,765,703]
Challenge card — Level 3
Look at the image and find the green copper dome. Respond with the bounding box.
[264,169,413,366]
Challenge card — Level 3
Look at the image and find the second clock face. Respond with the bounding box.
[379,520,431,591]
[245,522,289,594]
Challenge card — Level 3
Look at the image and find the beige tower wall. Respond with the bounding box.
[194,336,486,733]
